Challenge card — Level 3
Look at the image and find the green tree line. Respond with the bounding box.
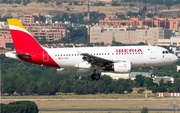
[1,101,38,113]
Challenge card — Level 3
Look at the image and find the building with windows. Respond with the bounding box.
[90,25,174,45]
[101,72,150,80]
[0,36,13,48]
[99,16,180,31]
[24,23,66,41]
[20,14,46,24]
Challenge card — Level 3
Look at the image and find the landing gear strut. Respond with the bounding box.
[150,66,155,78]
[91,66,101,80]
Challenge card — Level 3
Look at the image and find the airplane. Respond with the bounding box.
[5,19,178,80]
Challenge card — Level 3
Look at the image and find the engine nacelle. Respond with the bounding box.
[74,62,94,69]
[113,62,131,73]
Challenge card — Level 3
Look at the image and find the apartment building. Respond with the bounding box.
[24,23,66,41]
[158,35,180,46]
[99,16,180,31]
[90,25,174,45]
[0,29,10,36]
[20,14,46,24]
[0,36,13,48]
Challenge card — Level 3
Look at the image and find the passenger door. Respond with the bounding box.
[150,48,156,59]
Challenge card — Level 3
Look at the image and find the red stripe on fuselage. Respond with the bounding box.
[10,30,60,68]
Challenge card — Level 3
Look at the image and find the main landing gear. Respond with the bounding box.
[91,66,101,80]
[150,66,155,78]
[91,73,100,80]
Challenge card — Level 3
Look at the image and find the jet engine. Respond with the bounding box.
[112,62,131,73]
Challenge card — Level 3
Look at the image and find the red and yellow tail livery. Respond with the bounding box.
[6,19,60,68]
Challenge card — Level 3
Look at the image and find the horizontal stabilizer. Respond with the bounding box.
[11,51,32,57]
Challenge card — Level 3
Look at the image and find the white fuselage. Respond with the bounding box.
[44,45,178,69]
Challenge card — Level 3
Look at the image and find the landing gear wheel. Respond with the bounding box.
[91,74,100,80]
[151,74,155,78]
[94,74,100,80]
[91,74,95,80]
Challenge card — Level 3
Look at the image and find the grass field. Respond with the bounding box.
[2,99,180,109]
[0,88,172,99]
[39,111,174,113]
[1,89,180,110]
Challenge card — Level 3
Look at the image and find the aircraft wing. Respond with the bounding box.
[81,53,114,66]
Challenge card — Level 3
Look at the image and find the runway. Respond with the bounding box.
[39,108,178,112]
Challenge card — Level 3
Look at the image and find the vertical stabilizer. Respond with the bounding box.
[7,19,42,53]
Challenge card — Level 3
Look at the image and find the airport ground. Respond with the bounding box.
[2,92,180,113]
[1,89,180,112]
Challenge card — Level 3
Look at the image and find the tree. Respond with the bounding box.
[168,87,174,93]
[116,85,125,94]
[60,80,69,94]
[56,1,62,5]
[166,81,172,88]
[15,79,28,95]
[118,14,126,20]
[157,86,167,92]
[69,2,72,5]
[142,6,147,11]
[2,101,38,113]
[159,79,164,87]
[135,75,145,87]
[25,82,37,95]
[145,77,153,88]
[100,75,113,86]
[74,1,78,5]
[141,107,148,113]
[4,84,15,95]
[39,37,47,44]
[95,81,106,93]
[152,87,158,93]
[36,82,49,95]
[174,78,180,92]
[111,2,121,6]
[48,82,56,95]
[127,87,133,93]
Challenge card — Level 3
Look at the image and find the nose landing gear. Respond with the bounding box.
[150,66,155,78]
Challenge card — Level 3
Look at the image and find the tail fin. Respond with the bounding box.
[7,19,42,53]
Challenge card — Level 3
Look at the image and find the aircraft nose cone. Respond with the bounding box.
[173,55,178,63]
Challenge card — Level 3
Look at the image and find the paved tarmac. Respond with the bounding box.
[2,98,180,101]
[39,108,178,112]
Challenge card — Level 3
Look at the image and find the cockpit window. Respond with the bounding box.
[162,51,169,54]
